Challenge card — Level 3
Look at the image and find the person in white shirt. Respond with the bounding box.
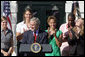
[16,7,33,41]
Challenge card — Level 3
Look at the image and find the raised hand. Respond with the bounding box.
[53,29,57,37]
[47,27,51,38]
[68,31,73,39]
[3,52,9,56]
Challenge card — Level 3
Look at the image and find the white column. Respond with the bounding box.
[10,1,18,56]
[79,1,84,18]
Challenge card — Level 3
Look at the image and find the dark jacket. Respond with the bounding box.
[22,30,48,44]
[68,29,84,56]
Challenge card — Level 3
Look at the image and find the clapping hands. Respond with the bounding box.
[47,27,57,38]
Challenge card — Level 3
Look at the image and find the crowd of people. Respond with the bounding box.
[1,6,84,56]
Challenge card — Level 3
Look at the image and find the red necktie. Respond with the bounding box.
[34,32,37,43]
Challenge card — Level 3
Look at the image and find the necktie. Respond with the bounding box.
[34,32,37,43]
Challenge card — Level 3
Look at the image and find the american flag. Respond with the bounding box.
[71,1,81,19]
[3,1,12,30]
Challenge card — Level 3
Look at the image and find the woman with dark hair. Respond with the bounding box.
[1,16,13,56]
[16,6,33,41]
[45,16,63,56]
[16,6,33,56]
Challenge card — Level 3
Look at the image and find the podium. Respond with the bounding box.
[18,44,52,56]
[19,44,52,53]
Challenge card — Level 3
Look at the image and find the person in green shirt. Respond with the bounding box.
[45,16,63,56]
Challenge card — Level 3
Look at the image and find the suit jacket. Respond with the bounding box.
[20,30,48,56]
[22,30,48,44]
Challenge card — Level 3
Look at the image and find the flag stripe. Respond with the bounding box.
[7,16,12,30]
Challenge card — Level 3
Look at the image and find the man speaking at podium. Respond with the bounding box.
[21,17,48,56]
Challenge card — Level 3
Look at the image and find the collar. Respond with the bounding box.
[1,27,8,33]
[33,29,39,36]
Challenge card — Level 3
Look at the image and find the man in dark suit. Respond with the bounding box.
[21,17,48,56]
[22,30,48,44]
